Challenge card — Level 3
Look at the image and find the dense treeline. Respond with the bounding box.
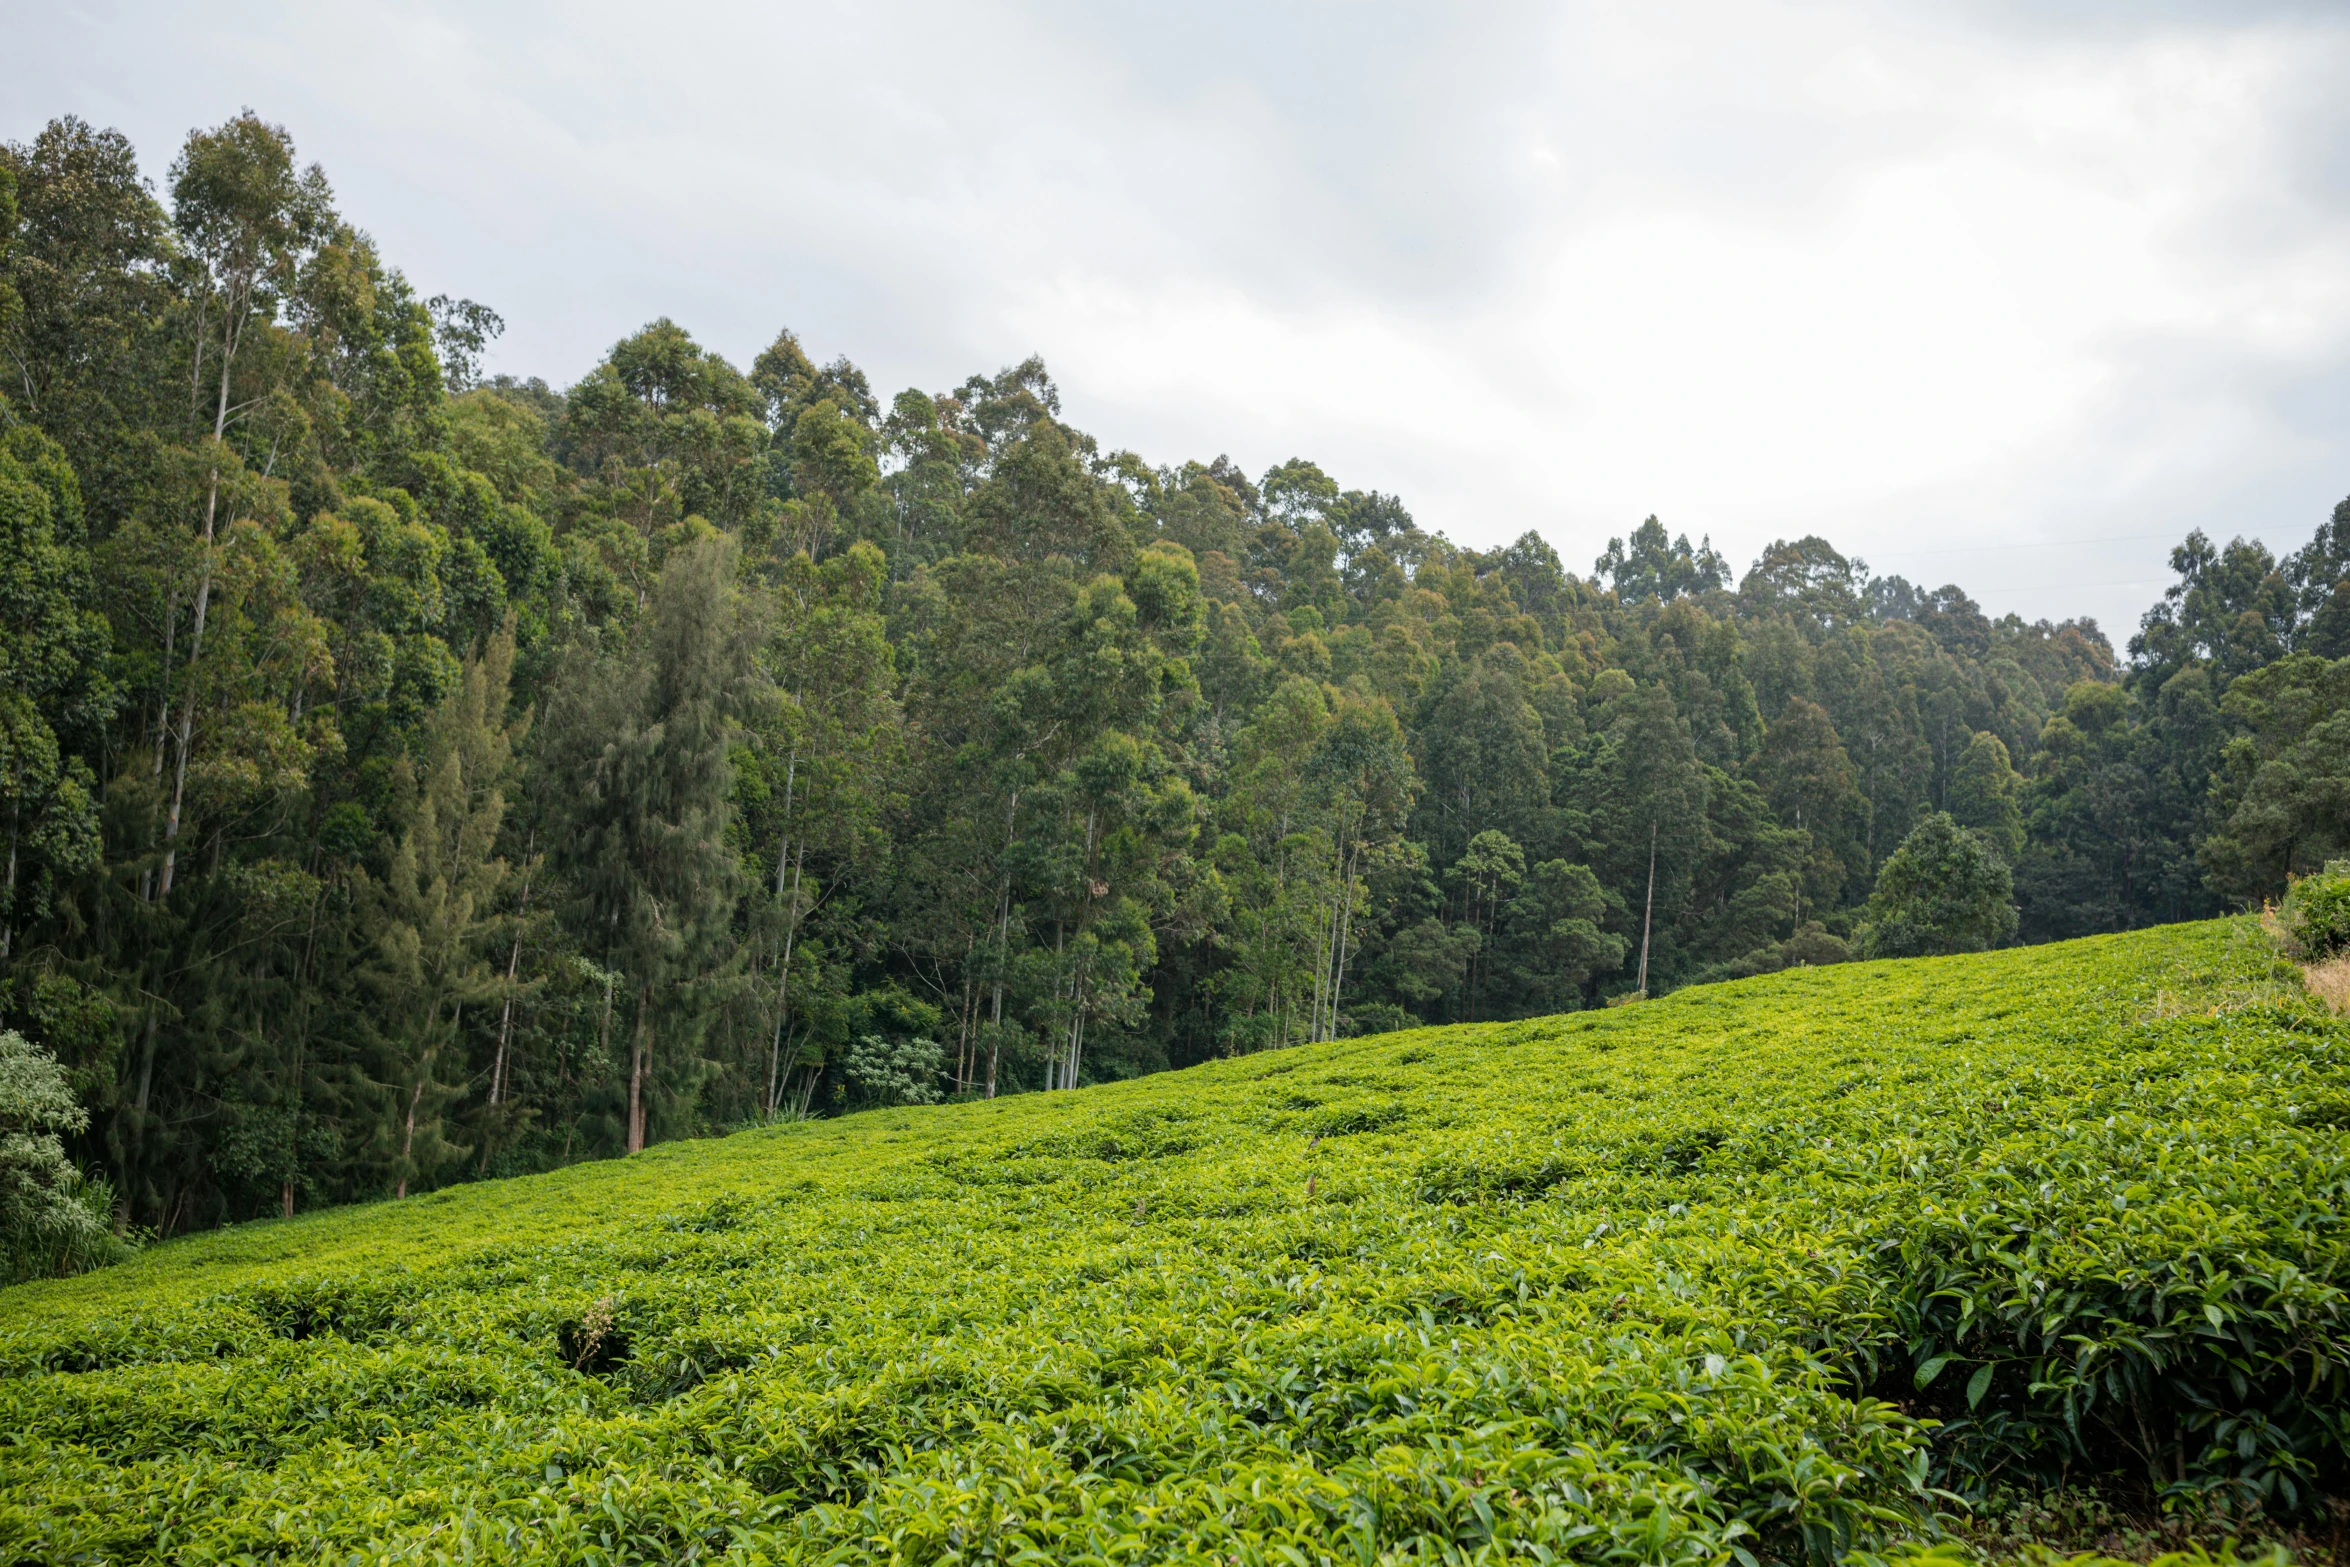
[2,111,2347,1237]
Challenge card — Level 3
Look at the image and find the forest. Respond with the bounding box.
[5,109,2350,1238]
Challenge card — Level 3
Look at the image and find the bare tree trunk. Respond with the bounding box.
[138,594,181,903]
[134,1007,159,1114]
[772,749,798,899]
[983,786,1021,1098]
[626,984,650,1154]
[1305,894,1327,1046]
[395,1076,424,1199]
[1,806,18,964]
[157,570,212,897]
[159,337,238,898]
[1636,822,1658,998]
[1325,835,1360,1041]
[986,999,1004,1086]
[1053,925,1070,1089]
[590,960,617,1148]
[762,940,787,1117]
[488,850,535,1108]
[764,841,805,1117]
[761,750,800,1117]
[151,591,179,776]
[955,959,977,1094]
[185,294,210,417]
[982,870,1013,1096]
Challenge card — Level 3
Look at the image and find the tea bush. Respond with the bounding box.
[2,919,2343,1564]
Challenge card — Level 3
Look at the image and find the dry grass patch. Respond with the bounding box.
[2306,952,2350,1014]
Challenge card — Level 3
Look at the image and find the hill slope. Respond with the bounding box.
[4,921,2346,1564]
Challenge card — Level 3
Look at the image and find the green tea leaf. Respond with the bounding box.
[1966,1363,1994,1410]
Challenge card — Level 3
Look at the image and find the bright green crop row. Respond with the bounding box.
[2,919,2344,1565]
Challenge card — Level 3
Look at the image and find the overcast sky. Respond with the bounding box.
[10,1,2350,641]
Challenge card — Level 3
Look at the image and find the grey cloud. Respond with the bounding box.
[5,0,2350,642]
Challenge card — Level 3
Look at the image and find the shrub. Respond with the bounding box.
[1719,919,1853,979]
[0,1028,129,1284]
[840,1032,943,1106]
[2278,858,2350,957]
[1340,1001,1414,1037]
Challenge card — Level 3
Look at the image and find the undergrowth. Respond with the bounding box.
[1,918,2344,1565]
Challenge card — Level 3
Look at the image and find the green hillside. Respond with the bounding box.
[4,920,2346,1565]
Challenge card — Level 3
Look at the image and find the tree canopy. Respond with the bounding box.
[1856,812,2019,958]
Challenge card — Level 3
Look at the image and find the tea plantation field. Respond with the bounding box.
[4,919,2346,1565]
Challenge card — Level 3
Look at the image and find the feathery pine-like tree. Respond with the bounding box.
[358,625,523,1198]
[541,535,762,1154]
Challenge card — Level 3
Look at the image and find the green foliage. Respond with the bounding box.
[2203,654,2350,902]
[8,101,2350,1277]
[840,1033,944,1107]
[0,425,111,955]
[1594,515,1729,605]
[2017,673,2228,942]
[2276,860,2350,958]
[356,628,524,1197]
[1946,731,2023,862]
[2,921,2341,1561]
[537,536,761,1154]
[0,1029,127,1283]
[1859,813,2018,958]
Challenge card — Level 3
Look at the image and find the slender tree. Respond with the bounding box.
[156,113,332,896]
